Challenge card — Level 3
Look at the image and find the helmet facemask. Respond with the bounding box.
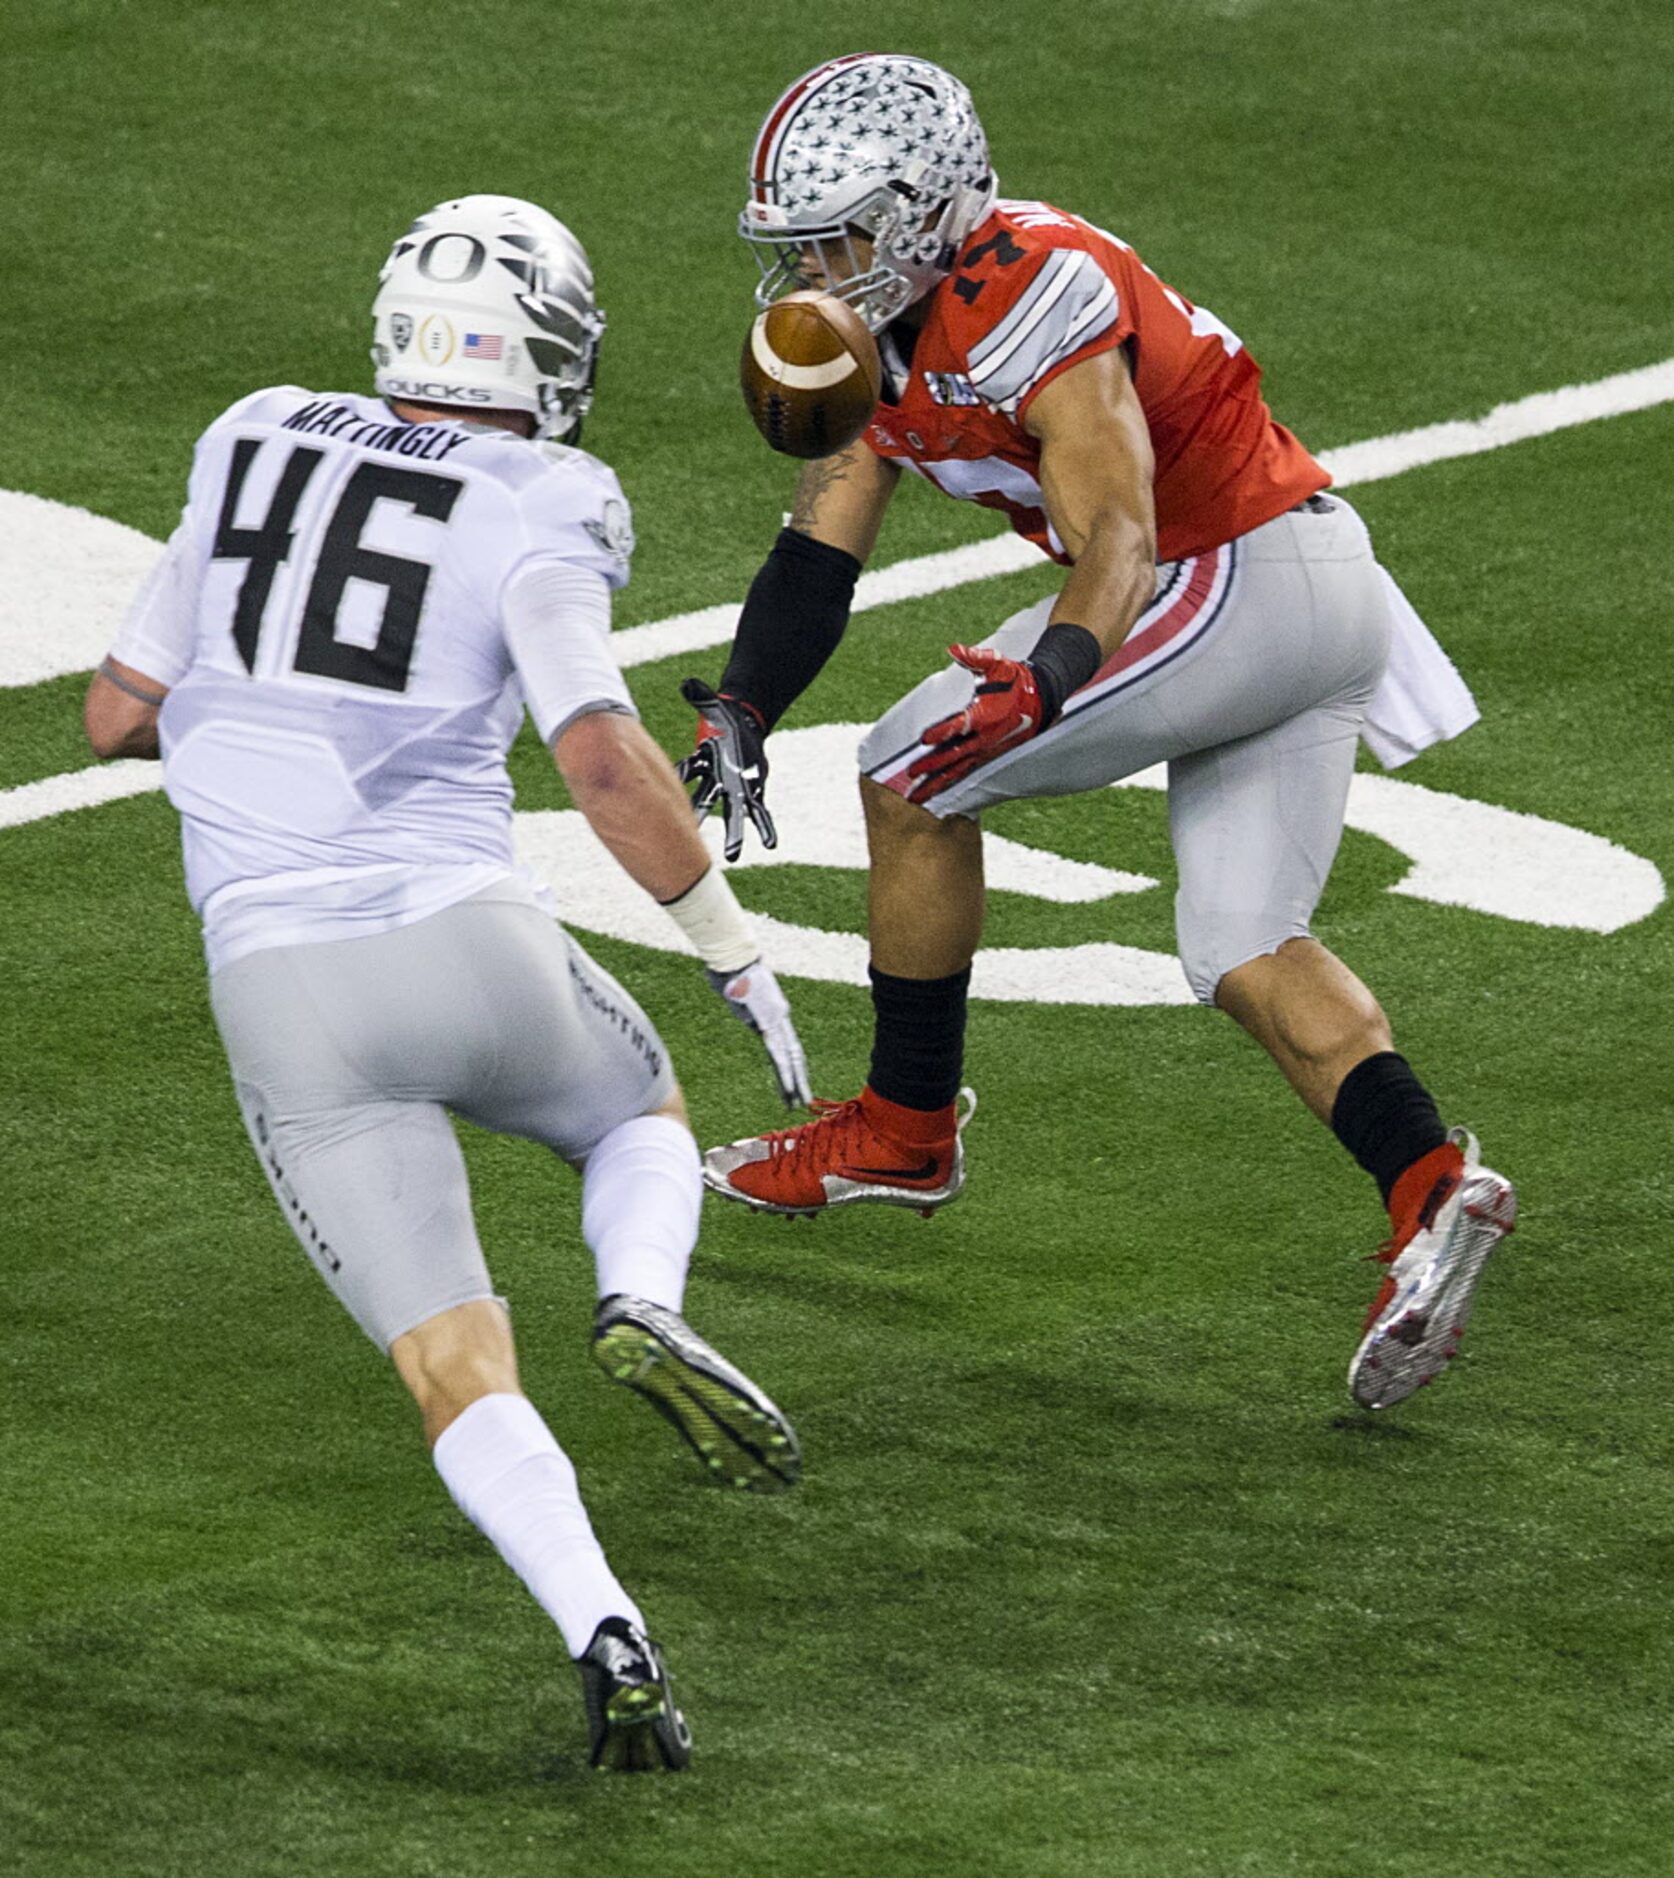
[743,177,991,332]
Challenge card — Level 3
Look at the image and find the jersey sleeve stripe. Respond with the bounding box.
[966,250,1077,375]
[968,252,1109,379]
[1058,276,1121,351]
[968,267,1120,407]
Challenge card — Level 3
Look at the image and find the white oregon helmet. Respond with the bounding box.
[740,53,997,331]
[371,193,605,441]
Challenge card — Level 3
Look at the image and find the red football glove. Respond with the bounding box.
[903,644,1048,803]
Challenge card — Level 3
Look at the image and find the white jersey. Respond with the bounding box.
[110,386,638,972]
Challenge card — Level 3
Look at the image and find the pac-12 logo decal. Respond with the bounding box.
[390,311,414,353]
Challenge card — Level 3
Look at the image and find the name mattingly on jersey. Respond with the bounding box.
[280,397,481,460]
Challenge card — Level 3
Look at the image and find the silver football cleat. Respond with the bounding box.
[1349,1129,1518,1411]
[593,1294,801,1491]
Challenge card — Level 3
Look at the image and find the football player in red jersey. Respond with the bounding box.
[681,54,1516,1410]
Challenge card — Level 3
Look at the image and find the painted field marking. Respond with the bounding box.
[0,760,161,830]
[514,725,1665,1006]
[608,354,1674,671]
[5,354,1673,693]
[0,353,1666,1003]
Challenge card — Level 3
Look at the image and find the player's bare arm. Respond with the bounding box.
[555,710,717,904]
[1025,347,1158,660]
[900,350,1159,802]
[83,657,169,759]
[558,708,813,1108]
[787,433,900,562]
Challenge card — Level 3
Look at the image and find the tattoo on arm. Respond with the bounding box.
[789,454,852,533]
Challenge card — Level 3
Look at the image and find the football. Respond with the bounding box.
[739,290,883,459]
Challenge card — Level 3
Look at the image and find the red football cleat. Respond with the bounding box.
[1348,1128,1517,1410]
[703,1087,976,1217]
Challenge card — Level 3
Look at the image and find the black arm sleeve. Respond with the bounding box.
[718,528,862,731]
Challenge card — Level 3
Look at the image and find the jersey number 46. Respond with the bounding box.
[213,440,462,692]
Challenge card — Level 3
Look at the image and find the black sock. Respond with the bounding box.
[867,966,970,1112]
[1330,1051,1449,1204]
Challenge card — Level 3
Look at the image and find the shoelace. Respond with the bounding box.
[756,1097,870,1167]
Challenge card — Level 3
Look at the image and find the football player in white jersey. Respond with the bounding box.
[83,194,813,1773]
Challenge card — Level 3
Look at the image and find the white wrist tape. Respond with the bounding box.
[660,866,759,975]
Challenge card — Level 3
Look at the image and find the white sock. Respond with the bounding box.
[432,1392,642,1657]
[582,1114,700,1312]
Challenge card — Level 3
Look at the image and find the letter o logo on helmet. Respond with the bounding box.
[415,232,485,285]
[369,194,606,442]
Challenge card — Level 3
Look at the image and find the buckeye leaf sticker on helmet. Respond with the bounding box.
[740,291,883,458]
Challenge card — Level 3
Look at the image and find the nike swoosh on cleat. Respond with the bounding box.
[838,1157,942,1181]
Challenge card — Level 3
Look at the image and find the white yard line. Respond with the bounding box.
[0,759,162,830]
[612,533,1040,669]
[1319,355,1674,486]
[4,352,1672,831]
[612,354,1674,669]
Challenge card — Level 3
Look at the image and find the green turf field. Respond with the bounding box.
[5,3,1673,1873]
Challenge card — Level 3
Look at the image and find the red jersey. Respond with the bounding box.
[863,200,1328,565]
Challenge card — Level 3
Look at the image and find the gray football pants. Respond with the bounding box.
[858,496,1394,1002]
[209,889,675,1350]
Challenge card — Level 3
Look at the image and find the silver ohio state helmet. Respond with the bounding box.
[371,194,605,441]
[740,53,997,332]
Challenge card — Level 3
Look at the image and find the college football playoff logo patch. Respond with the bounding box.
[390,312,414,353]
[926,371,982,406]
[418,314,454,364]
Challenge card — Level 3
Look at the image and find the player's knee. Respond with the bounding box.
[1178,915,1314,1009]
[1213,936,1389,1061]
[860,773,974,856]
[860,771,923,829]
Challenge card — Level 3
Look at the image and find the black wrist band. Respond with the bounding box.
[1027,622,1103,725]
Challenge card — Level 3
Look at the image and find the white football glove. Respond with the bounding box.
[705,960,812,1109]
